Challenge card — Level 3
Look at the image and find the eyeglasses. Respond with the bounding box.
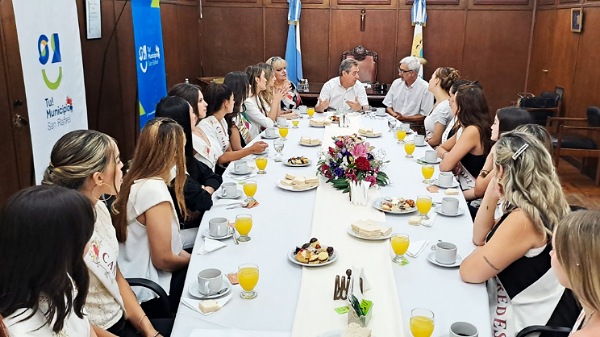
[398,68,414,74]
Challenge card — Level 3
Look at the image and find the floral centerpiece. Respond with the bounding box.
[317,134,389,192]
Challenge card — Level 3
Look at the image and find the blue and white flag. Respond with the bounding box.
[285,0,303,87]
[411,0,427,77]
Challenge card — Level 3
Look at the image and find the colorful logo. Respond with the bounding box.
[38,33,62,90]
[138,44,161,74]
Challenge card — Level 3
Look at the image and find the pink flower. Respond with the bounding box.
[350,143,368,158]
[364,175,377,186]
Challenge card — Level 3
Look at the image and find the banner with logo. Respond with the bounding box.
[12,0,88,184]
[132,0,167,129]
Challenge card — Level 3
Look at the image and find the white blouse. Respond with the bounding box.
[244,95,274,139]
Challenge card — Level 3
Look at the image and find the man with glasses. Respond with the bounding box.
[383,56,433,122]
[315,59,369,113]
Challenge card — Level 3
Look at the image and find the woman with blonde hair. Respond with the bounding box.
[266,56,302,111]
[552,210,600,336]
[460,131,578,336]
[113,118,190,316]
[257,62,297,120]
[42,130,167,336]
[424,67,460,147]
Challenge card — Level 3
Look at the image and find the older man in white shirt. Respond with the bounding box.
[384,56,434,122]
[315,59,369,113]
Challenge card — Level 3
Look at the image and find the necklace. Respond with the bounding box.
[584,310,596,328]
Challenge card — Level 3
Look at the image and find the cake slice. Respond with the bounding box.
[342,323,372,337]
[351,220,391,238]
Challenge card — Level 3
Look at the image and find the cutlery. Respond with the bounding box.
[232,232,239,245]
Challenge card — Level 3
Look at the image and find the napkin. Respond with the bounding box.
[349,181,369,206]
[196,237,227,255]
[421,212,437,228]
[181,293,233,316]
[406,240,429,258]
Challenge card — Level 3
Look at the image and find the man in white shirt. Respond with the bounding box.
[383,56,434,122]
[315,59,369,112]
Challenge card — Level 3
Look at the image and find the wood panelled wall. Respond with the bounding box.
[527,2,600,118]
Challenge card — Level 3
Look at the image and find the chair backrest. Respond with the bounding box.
[587,106,600,127]
[341,45,378,84]
[539,91,560,108]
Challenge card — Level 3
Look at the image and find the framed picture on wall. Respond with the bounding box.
[571,8,583,33]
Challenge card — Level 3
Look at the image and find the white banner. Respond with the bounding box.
[12,0,88,184]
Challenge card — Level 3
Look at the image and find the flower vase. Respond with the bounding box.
[349,180,369,206]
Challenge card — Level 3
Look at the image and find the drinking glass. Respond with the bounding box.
[396,129,407,144]
[238,263,259,299]
[273,138,284,162]
[243,180,257,203]
[255,156,268,174]
[390,233,410,265]
[410,308,435,337]
[307,107,315,119]
[387,118,397,132]
[235,214,253,242]
[416,195,432,220]
[421,165,435,184]
[291,119,300,128]
[278,126,289,140]
[404,140,416,158]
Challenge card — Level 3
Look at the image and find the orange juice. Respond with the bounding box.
[255,157,268,173]
[416,196,432,216]
[404,141,416,156]
[243,181,257,198]
[307,108,315,118]
[396,130,407,142]
[292,120,299,127]
[391,235,409,256]
[421,165,435,180]
[410,316,435,337]
[238,266,259,291]
[235,216,253,236]
[278,127,289,138]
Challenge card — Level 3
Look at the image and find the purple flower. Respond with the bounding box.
[333,167,345,177]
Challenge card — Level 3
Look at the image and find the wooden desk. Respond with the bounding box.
[299,82,387,107]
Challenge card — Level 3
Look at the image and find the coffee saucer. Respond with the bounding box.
[420,157,441,164]
[188,276,232,299]
[433,179,459,188]
[216,190,242,199]
[435,205,465,217]
[201,227,234,240]
[427,252,463,268]
[261,134,279,140]
[230,169,252,175]
[415,143,427,147]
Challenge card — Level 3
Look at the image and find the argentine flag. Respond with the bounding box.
[411,0,427,77]
[285,0,303,87]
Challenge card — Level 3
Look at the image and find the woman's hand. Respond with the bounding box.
[273,86,287,102]
[250,141,268,154]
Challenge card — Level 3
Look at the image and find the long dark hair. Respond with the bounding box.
[204,82,233,117]
[168,83,202,122]
[496,106,534,134]
[0,186,94,333]
[455,84,492,154]
[223,71,249,129]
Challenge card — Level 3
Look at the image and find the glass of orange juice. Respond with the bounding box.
[235,214,253,242]
[243,180,257,203]
[390,233,410,265]
[255,156,268,174]
[307,107,315,119]
[396,129,407,144]
[291,119,300,128]
[404,140,416,158]
[410,308,435,337]
[416,195,433,220]
[421,165,435,184]
[238,263,259,299]
[278,126,289,140]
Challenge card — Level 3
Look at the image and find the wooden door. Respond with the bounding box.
[0,0,34,205]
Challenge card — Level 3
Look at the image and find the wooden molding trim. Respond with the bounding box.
[405,0,459,4]
[473,0,528,5]
[336,0,392,4]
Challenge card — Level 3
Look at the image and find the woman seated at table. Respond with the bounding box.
[244,64,276,139]
[266,56,302,111]
[460,131,578,336]
[224,71,252,151]
[1,186,96,336]
[258,63,298,121]
[441,80,480,144]
[113,118,190,316]
[201,82,268,166]
[156,96,222,228]
[424,67,460,147]
[168,83,220,172]
[437,84,492,189]
[552,210,600,336]
[41,130,168,337]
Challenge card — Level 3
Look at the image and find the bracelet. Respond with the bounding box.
[479,169,489,178]
[138,314,147,326]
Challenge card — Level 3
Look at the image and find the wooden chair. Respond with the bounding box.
[341,45,378,84]
[546,106,600,185]
[518,91,561,126]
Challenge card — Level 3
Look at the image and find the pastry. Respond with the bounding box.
[294,238,334,264]
[199,300,220,313]
[351,220,392,238]
[342,323,372,337]
[408,216,422,225]
[445,188,460,195]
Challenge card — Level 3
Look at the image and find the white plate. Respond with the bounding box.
[435,205,465,217]
[201,227,234,240]
[415,143,428,147]
[299,141,321,147]
[427,252,463,268]
[317,331,341,337]
[419,157,441,164]
[309,123,327,128]
[288,250,338,267]
[188,276,232,299]
[276,180,319,192]
[375,111,388,117]
[230,168,253,175]
[433,179,459,188]
[347,226,392,241]
[261,134,279,139]
[372,197,417,215]
[358,132,382,138]
[283,158,311,167]
[215,190,243,199]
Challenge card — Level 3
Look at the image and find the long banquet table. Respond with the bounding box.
[171,113,491,337]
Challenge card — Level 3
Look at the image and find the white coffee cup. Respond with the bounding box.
[424,150,438,163]
[433,241,457,265]
[277,117,287,127]
[441,197,459,215]
[299,105,307,113]
[209,217,230,237]
[400,123,410,132]
[265,127,279,138]
[450,322,478,337]
[197,268,223,295]
[220,182,237,198]
[414,134,425,146]
[438,172,454,187]
[233,160,249,174]
[376,107,385,115]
